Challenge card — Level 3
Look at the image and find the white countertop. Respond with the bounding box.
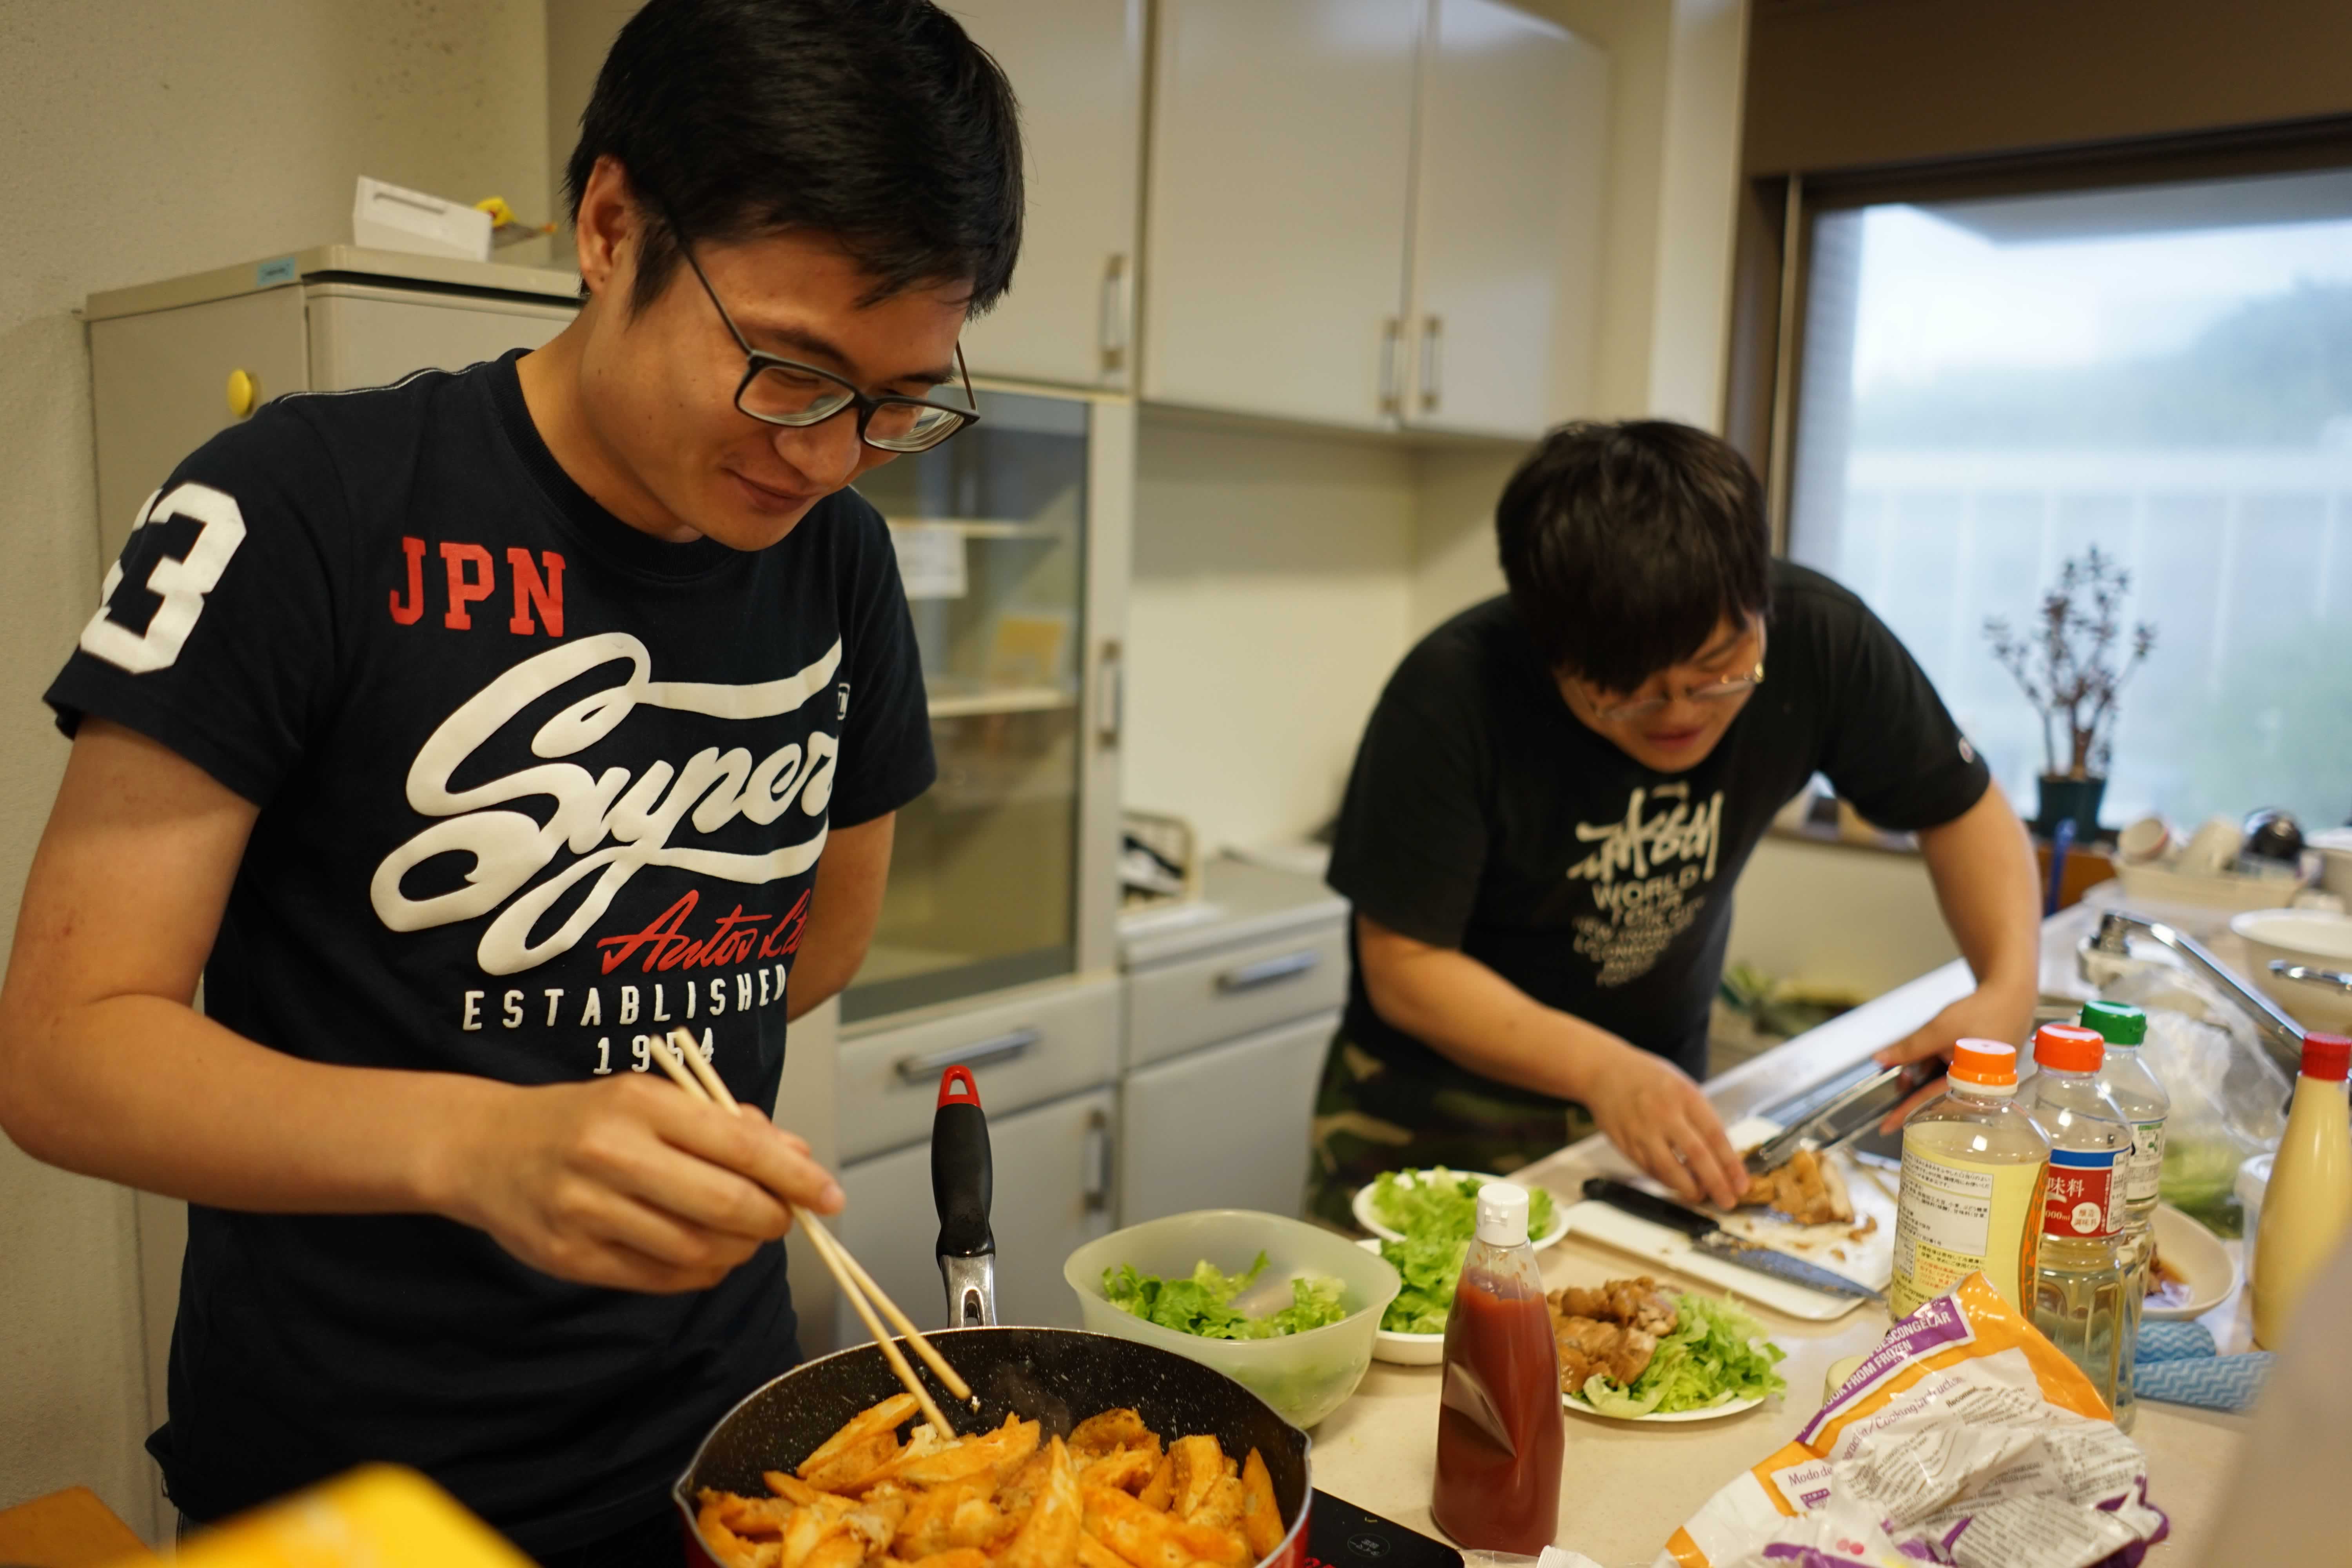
[1307,906,2251,1566]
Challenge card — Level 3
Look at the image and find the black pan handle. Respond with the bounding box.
[932,1066,995,1261]
[1582,1176,1719,1239]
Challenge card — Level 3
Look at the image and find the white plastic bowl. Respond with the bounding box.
[1064,1210,1399,1429]
[2231,907,2352,1032]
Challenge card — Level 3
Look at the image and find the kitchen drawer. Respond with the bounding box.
[833,1085,1115,1342]
[1125,922,1346,1069]
[1118,1010,1335,1225]
[838,976,1120,1163]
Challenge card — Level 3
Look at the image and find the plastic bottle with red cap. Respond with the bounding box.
[1890,1039,2051,1319]
[2253,1032,2352,1349]
[2021,1022,2138,1427]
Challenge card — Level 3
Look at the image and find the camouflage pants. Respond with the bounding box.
[1305,1027,1597,1230]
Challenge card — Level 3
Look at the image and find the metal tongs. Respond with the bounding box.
[1743,1058,1938,1175]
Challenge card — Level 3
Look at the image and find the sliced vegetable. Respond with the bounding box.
[1368,1168,1558,1334]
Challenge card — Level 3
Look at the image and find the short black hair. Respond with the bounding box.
[563,0,1024,318]
[1495,420,1770,693]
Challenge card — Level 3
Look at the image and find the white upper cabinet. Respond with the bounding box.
[1403,0,1609,438]
[953,0,1145,390]
[1142,0,1423,430]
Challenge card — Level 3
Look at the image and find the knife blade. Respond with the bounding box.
[1744,1061,1937,1176]
[1581,1177,1886,1304]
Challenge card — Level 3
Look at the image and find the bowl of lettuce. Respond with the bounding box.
[1065,1210,1399,1428]
[1562,1291,1786,1421]
[1348,1169,1564,1364]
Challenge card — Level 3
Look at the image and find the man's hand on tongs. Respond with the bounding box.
[1870,983,2038,1131]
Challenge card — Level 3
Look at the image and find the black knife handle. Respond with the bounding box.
[932,1067,996,1261]
[1582,1176,1717,1238]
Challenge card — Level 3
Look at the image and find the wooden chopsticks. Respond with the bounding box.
[652,1027,973,1441]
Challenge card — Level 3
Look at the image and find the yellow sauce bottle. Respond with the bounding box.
[1892,1040,2051,1318]
[2253,1032,2352,1349]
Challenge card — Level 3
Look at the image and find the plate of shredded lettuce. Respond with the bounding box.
[1561,1290,1786,1421]
[1099,1251,1350,1340]
[1350,1168,1565,1362]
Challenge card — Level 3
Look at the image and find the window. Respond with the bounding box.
[1788,167,2352,831]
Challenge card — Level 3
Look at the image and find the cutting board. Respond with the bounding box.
[1559,1117,1897,1322]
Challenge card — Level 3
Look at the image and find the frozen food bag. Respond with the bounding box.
[1656,1272,2167,1568]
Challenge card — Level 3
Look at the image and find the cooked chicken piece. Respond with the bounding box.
[1738,1147,1855,1226]
[1550,1314,1660,1389]
[1552,1276,1678,1337]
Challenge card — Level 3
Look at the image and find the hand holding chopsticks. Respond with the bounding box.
[653,1028,972,1441]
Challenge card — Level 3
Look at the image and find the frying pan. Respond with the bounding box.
[672,1069,1314,1568]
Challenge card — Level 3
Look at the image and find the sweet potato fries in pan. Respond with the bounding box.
[695,1397,1288,1568]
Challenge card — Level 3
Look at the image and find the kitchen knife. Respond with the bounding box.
[1581,1176,1887,1305]
[1744,1061,1938,1176]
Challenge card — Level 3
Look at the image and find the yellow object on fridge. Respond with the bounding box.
[112,1465,534,1568]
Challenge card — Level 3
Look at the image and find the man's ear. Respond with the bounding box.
[572,154,640,305]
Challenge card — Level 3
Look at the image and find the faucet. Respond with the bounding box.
[2092,909,2308,1076]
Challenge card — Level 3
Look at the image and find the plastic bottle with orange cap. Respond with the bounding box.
[2252,1030,2352,1350]
[2020,1021,2138,1428]
[1889,1038,2051,1321]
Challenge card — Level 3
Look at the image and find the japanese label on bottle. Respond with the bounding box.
[2127,1120,2166,1203]
[1892,1144,2047,1317]
[2044,1148,2122,1238]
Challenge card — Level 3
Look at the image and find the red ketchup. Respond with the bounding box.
[1430,1182,1564,1554]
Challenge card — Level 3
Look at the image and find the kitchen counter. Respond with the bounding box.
[1309,906,2251,1566]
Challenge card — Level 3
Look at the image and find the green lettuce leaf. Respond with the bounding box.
[1570,1291,1787,1416]
[1101,1252,1347,1340]
[1368,1168,1557,1334]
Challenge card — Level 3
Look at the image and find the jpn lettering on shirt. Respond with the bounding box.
[1563,784,1726,987]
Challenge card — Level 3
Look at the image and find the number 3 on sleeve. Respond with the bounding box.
[79,482,249,674]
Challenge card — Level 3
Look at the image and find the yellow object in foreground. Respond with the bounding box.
[113,1465,535,1568]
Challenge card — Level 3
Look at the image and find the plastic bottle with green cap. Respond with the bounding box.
[2083,1001,2169,1316]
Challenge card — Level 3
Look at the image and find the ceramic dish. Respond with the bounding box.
[1562,1390,1767,1424]
[2144,1202,2236,1321]
[1352,1168,1571,1251]
[1353,1238,1446,1364]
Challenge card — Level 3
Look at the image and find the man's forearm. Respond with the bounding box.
[1356,918,1633,1103]
[0,991,492,1216]
[1917,782,2041,1002]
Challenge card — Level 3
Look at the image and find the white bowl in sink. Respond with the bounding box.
[2231,908,2352,1033]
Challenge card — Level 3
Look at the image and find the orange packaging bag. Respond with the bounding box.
[1657,1273,2167,1568]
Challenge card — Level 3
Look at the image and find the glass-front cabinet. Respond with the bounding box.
[846,388,1118,1021]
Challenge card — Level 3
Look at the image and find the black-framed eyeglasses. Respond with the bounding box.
[671,234,980,454]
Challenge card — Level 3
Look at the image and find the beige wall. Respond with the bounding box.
[0,0,548,1533]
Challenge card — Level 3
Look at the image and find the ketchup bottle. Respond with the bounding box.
[1430,1182,1564,1554]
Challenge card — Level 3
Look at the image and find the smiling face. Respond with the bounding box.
[1555,614,1766,773]
[528,157,975,550]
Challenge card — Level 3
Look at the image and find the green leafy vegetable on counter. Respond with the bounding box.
[1101,1252,1350,1340]
[1368,1168,1559,1335]
[1570,1291,1786,1417]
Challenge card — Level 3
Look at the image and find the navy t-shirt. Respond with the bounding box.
[45,352,935,1553]
[1327,562,1988,1092]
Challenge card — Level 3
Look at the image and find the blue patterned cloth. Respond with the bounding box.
[2133,1319,2272,1411]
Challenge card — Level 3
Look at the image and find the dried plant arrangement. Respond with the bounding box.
[1984,544,2156,781]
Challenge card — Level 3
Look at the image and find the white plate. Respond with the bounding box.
[2145,1203,2237,1321]
[1354,1238,1446,1363]
[1352,1168,1570,1251]
[1563,1390,1766,1424]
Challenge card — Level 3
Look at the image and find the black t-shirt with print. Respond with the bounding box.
[1328,561,1988,1095]
[44,353,935,1555]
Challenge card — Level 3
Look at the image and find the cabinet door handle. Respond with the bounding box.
[894,1028,1040,1085]
[1081,1107,1114,1214]
[1096,638,1123,747]
[1419,316,1443,413]
[1217,949,1320,993]
[1100,253,1130,375]
[1378,318,1403,416]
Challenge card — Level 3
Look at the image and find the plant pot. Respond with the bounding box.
[2033,775,2107,842]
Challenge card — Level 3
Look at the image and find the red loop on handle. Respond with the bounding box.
[937,1065,982,1109]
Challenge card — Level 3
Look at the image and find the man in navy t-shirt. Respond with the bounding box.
[0,3,1021,1562]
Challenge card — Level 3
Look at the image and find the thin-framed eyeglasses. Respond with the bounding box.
[670,232,980,454]
[1588,624,1767,724]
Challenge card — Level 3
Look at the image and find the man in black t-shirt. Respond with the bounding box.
[1311,421,2041,1224]
[0,4,1020,1562]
